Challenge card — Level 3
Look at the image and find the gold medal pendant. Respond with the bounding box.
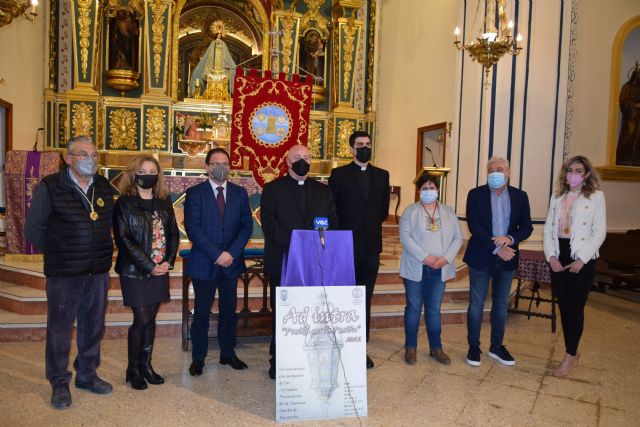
[430,223,440,232]
[89,211,99,221]
[563,226,570,235]
[96,198,104,207]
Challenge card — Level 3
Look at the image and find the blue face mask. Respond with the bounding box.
[420,189,439,204]
[487,172,506,189]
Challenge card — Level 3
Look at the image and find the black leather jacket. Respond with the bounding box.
[113,195,179,278]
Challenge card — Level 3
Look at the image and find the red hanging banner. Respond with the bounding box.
[229,69,313,188]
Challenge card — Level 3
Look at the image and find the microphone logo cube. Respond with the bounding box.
[313,217,329,230]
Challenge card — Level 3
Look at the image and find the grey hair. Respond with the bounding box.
[487,155,510,170]
[67,135,95,152]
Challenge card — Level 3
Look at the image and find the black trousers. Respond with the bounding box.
[45,273,109,388]
[190,271,238,361]
[551,238,596,356]
[355,252,380,342]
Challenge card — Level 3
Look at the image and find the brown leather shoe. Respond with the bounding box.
[430,348,451,365]
[405,348,417,365]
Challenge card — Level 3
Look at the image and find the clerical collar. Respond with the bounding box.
[288,174,306,185]
[352,161,368,171]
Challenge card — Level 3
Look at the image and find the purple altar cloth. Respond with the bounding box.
[281,230,355,287]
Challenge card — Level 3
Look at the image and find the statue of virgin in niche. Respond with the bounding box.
[189,20,236,100]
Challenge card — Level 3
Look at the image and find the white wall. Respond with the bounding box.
[453,0,572,223]
[569,1,640,232]
[377,0,640,234]
[0,13,47,151]
[375,0,459,213]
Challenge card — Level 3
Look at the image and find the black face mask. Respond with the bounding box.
[355,146,372,163]
[290,159,310,177]
[135,174,158,189]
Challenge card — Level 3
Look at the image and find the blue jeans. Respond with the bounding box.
[403,266,445,350]
[466,266,515,349]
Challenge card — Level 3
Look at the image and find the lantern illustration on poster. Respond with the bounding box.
[304,294,344,416]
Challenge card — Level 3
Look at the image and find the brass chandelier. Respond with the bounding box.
[0,0,37,28]
[454,0,522,79]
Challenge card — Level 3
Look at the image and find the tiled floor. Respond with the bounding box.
[0,291,638,426]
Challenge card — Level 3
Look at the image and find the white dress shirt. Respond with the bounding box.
[208,179,227,201]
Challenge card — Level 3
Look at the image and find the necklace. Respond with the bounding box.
[77,186,98,221]
[422,203,439,232]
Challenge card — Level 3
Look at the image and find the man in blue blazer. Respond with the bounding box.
[184,148,253,375]
[463,156,533,368]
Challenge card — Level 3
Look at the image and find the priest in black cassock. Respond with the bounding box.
[260,144,338,379]
[329,130,390,369]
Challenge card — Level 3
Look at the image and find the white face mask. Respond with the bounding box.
[420,189,439,204]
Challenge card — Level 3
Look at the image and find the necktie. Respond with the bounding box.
[216,186,225,218]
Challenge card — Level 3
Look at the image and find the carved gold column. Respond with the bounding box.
[144,0,173,98]
[365,0,376,113]
[67,0,100,146]
[69,0,101,93]
[327,0,365,163]
[271,9,302,75]
[331,0,363,112]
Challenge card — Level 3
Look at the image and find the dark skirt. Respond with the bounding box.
[120,274,170,307]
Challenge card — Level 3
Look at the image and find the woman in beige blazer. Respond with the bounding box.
[400,172,463,365]
[543,155,606,378]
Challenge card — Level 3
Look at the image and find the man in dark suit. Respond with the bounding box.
[328,130,390,369]
[184,148,253,375]
[261,144,338,379]
[463,156,533,368]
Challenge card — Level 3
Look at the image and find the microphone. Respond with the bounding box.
[313,217,329,249]
[425,146,438,167]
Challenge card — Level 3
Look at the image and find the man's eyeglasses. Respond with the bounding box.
[68,152,99,160]
[207,162,229,167]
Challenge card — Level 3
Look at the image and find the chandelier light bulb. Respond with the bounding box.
[454,27,460,42]
[31,0,38,14]
[507,20,514,29]
[516,33,523,43]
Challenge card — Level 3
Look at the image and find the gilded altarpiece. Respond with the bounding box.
[44,0,379,177]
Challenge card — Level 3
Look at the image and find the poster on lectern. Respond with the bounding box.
[275,285,368,423]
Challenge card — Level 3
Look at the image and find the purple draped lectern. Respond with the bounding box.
[280,230,356,287]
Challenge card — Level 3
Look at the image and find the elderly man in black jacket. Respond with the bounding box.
[260,144,338,379]
[329,130,390,369]
[25,136,114,410]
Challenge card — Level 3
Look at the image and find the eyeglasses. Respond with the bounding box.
[68,152,99,160]
[207,162,229,167]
